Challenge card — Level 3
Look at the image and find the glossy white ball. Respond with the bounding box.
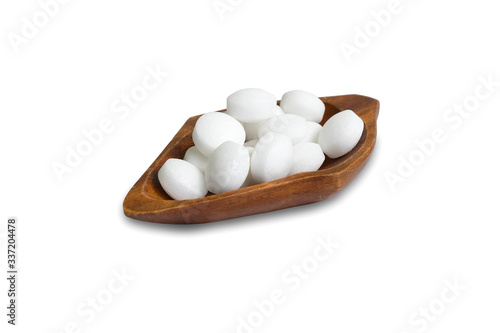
[318,110,364,159]
[300,121,322,143]
[289,143,325,175]
[205,141,250,194]
[242,104,284,141]
[183,146,208,173]
[280,90,325,123]
[192,112,245,157]
[251,133,293,183]
[226,88,277,123]
[158,159,207,200]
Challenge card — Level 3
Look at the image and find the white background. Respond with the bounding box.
[1,0,499,332]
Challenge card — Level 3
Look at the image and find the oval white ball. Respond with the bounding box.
[288,143,325,175]
[318,110,364,159]
[158,159,207,200]
[251,133,293,183]
[192,112,245,157]
[280,90,325,123]
[183,146,208,173]
[205,141,250,194]
[226,88,277,123]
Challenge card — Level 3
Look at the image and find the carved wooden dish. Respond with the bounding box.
[123,94,379,224]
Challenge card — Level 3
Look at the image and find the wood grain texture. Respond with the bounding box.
[123,94,379,224]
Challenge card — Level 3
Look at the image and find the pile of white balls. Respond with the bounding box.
[158,88,364,200]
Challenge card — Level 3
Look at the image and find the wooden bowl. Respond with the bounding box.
[123,94,379,224]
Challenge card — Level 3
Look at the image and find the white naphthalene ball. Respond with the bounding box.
[183,146,208,173]
[300,121,322,143]
[205,141,250,194]
[318,110,364,159]
[226,88,277,123]
[289,143,325,176]
[251,133,293,183]
[192,112,245,157]
[242,105,284,141]
[158,159,207,200]
[280,90,325,123]
[257,114,307,144]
